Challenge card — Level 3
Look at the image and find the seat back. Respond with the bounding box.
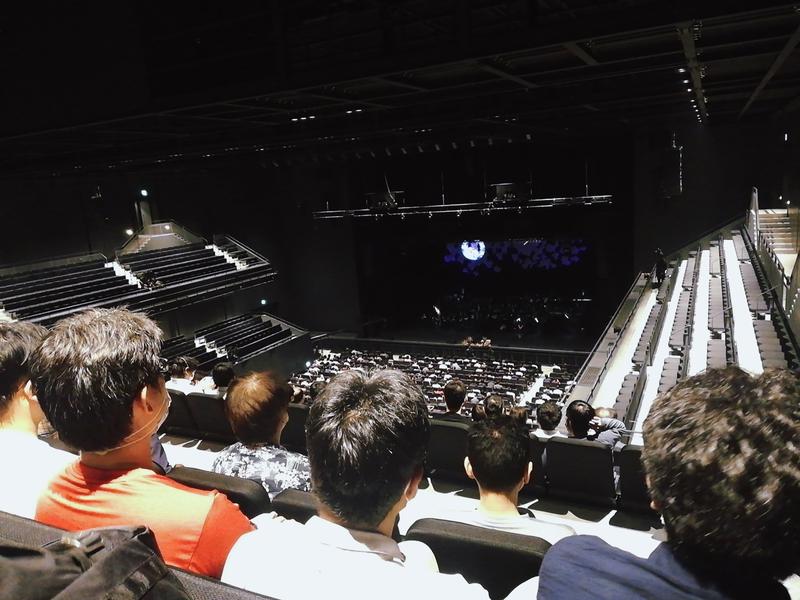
[161,390,199,436]
[616,444,656,514]
[185,393,236,443]
[173,570,274,599]
[521,436,548,497]
[405,518,550,599]
[282,404,309,454]
[167,466,271,519]
[545,437,616,507]
[427,419,471,482]
[271,489,318,523]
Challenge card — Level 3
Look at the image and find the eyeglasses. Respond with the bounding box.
[158,357,171,382]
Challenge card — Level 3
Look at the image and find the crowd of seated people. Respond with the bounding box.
[1,307,799,599]
[166,358,236,398]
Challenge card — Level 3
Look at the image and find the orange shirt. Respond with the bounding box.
[36,462,254,578]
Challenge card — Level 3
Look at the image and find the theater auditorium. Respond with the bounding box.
[1,2,799,599]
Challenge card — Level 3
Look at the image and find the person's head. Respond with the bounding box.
[0,322,48,428]
[169,356,190,379]
[471,404,486,422]
[306,369,429,530]
[212,362,235,389]
[308,380,326,402]
[29,308,167,452]
[565,400,595,438]
[443,379,466,413]
[485,394,505,419]
[225,372,293,445]
[594,406,617,420]
[643,367,800,579]
[192,369,209,384]
[465,416,531,495]
[536,401,562,431]
[508,406,528,427]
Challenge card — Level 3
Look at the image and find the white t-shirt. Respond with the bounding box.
[223,516,491,600]
[533,429,566,440]
[0,430,75,518]
[165,378,195,395]
[453,508,576,545]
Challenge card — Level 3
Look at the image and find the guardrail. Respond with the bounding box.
[0,251,108,278]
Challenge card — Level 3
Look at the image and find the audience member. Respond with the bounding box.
[0,322,74,518]
[471,404,487,422]
[308,380,327,404]
[31,308,254,578]
[484,394,505,420]
[533,401,565,439]
[223,369,492,599]
[212,372,311,499]
[166,356,199,394]
[208,362,235,397]
[565,400,625,447]
[508,406,530,431]
[436,379,471,424]
[537,367,800,599]
[460,417,575,544]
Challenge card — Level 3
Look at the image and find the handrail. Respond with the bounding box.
[214,234,271,265]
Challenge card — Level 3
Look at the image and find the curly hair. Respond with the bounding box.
[642,367,800,579]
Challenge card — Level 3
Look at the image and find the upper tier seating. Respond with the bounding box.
[0,236,275,325]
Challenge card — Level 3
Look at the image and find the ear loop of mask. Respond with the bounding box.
[90,392,171,455]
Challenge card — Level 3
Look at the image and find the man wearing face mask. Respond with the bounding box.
[31,308,254,578]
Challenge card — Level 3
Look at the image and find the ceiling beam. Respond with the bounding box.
[370,75,428,91]
[739,21,800,119]
[677,24,708,120]
[563,41,598,65]
[476,61,539,89]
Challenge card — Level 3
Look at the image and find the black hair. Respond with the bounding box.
[566,400,595,437]
[536,401,562,431]
[306,369,429,528]
[643,367,800,579]
[485,394,505,419]
[212,362,236,388]
[309,380,327,401]
[0,322,47,416]
[443,379,467,412]
[29,308,163,451]
[169,356,189,378]
[467,416,529,492]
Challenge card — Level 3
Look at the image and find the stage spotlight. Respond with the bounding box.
[140,189,148,197]
[124,228,134,236]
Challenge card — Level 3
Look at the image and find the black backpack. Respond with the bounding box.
[0,526,191,600]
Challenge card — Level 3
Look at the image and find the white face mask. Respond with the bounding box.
[91,391,172,455]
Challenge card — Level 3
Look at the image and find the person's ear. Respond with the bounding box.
[464,457,475,480]
[523,461,533,485]
[138,385,159,414]
[404,466,424,502]
[645,475,662,512]
[23,380,45,425]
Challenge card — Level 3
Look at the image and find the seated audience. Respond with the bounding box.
[203,361,235,397]
[222,369,492,599]
[484,394,505,419]
[435,379,471,424]
[166,356,199,394]
[508,406,530,431]
[460,417,575,544]
[0,322,74,518]
[565,400,625,447]
[533,401,565,439]
[212,372,311,499]
[31,308,254,578]
[537,367,800,599]
[471,403,487,422]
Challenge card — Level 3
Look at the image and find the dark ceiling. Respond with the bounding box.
[1,0,799,177]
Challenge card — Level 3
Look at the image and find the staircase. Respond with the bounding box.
[758,210,798,274]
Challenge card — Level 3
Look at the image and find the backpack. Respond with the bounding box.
[0,526,191,600]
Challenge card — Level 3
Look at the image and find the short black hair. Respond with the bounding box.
[169,356,189,378]
[225,372,293,445]
[29,308,163,451]
[309,381,327,401]
[566,400,595,437]
[643,367,800,579]
[443,379,467,412]
[306,369,429,528]
[536,401,562,430]
[0,322,47,416]
[212,362,235,388]
[468,416,529,492]
[485,394,505,419]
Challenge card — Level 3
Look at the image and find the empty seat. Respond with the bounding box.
[616,444,656,515]
[271,489,317,524]
[185,393,236,443]
[405,518,550,599]
[427,420,471,482]
[160,390,198,436]
[521,436,548,497]
[545,437,616,507]
[167,466,271,519]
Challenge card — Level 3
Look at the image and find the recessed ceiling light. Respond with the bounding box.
[678,68,687,73]
[291,117,298,122]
